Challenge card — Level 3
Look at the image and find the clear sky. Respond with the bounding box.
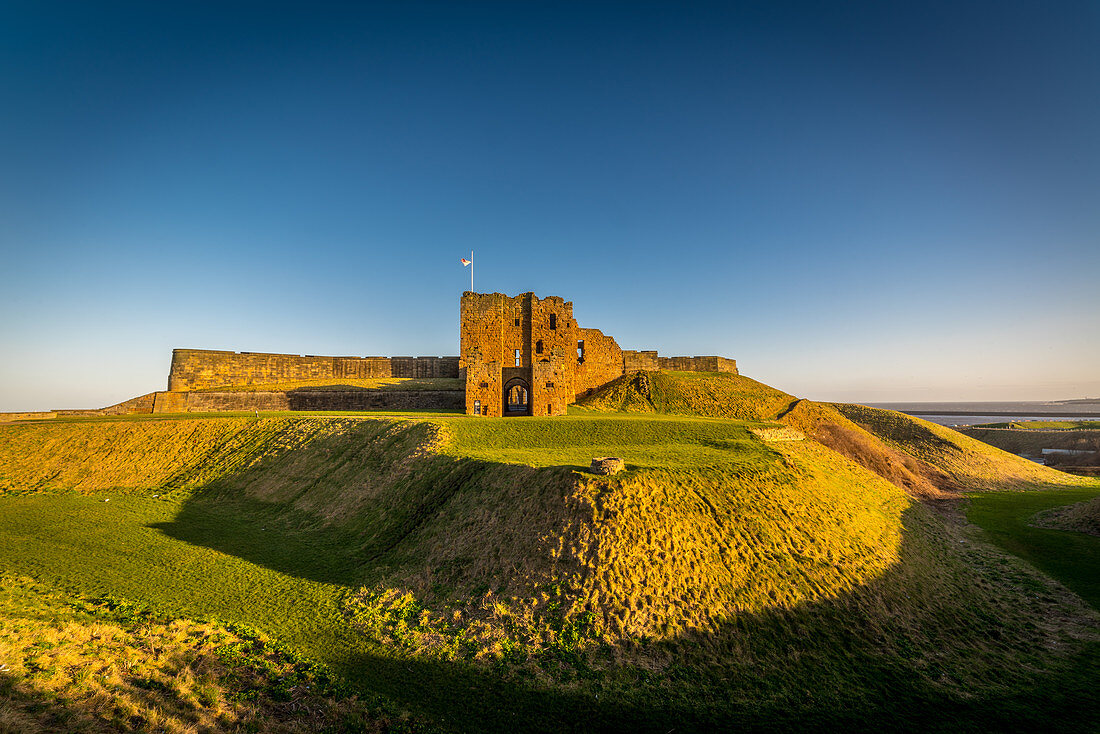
[2,1,1098,411]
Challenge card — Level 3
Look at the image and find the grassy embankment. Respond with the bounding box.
[0,576,410,733]
[1,372,1098,731]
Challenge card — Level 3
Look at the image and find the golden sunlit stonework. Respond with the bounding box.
[459,291,737,417]
[45,292,736,417]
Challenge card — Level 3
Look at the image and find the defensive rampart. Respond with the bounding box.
[168,349,459,391]
[621,351,738,374]
[43,388,464,417]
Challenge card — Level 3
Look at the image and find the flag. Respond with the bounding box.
[461,258,471,266]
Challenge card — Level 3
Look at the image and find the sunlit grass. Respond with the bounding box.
[0,575,407,733]
[1,389,1099,731]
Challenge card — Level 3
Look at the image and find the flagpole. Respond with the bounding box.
[470,249,474,292]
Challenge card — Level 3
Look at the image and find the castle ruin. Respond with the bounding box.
[460,292,736,416]
[29,291,735,418]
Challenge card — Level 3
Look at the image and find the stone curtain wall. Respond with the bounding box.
[166,390,464,413]
[389,356,460,378]
[574,328,624,397]
[168,349,459,391]
[54,392,159,418]
[622,351,738,375]
[621,350,660,372]
[46,389,464,417]
[656,355,737,373]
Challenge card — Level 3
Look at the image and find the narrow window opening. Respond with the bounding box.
[549,313,557,330]
[514,349,521,367]
[535,340,543,354]
[473,400,481,415]
[577,340,585,363]
[547,403,552,415]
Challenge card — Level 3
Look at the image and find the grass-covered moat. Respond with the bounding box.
[2,373,1099,732]
[966,487,1100,609]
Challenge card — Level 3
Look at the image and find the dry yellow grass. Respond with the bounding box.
[3,381,1100,729]
[0,577,405,733]
[836,403,1089,491]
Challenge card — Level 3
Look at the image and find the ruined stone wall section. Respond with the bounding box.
[656,356,738,373]
[574,328,624,397]
[623,351,738,375]
[460,293,506,416]
[622,350,660,372]
[461,292,737,416]
[165,390,463,413]
[461,292,579,417]
[168,349,459,391]
[528,295,576,416]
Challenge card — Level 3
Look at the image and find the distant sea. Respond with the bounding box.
[863,401,1100,427]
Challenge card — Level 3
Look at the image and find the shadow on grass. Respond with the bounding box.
[314,502,1100,733]
[9,503,1100,733]
[136,426,1100,732]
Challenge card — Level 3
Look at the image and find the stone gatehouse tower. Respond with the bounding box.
[460,291,736,417]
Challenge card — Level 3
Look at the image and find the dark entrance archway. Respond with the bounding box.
[503,377,531,416]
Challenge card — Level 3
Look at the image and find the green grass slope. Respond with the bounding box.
[2,409,1100,730]
[0,576,412,733]
[576,369,796,420]
[579,371,1085,497]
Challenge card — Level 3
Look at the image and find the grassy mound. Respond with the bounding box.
[1032,496,1100,536]
[837,404,1090,491]
[3,413,1100,729]
[0,575,411,733]
[576,370,796,420]
[577,370,1084,497]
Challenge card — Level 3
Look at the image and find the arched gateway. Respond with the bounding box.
[503,377,531,416]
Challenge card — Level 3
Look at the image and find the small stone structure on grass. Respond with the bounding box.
[590,457,626,475]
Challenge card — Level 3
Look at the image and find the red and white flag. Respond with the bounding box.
[461,258,471,266]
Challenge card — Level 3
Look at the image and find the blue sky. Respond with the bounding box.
[1,1,1098,410]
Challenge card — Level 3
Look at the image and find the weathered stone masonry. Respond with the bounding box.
[460,291,736,417]
[43,290,734,418]
[168,349,459,391]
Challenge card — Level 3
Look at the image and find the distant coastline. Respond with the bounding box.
[862,401,1100,427]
